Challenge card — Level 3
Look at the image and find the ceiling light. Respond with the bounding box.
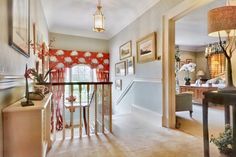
[93,0,105,32]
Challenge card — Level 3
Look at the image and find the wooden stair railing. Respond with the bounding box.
[41,82,112,139]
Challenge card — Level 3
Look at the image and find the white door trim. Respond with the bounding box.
[162,0,216,128]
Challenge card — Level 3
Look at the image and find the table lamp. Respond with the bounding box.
[208,1,236,92]
[197,70,205,77]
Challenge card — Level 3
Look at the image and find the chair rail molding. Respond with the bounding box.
[115,78,162,106]
[0,75,25,90]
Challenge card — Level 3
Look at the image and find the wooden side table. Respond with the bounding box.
[202,90,236,157]
[3,93,52,157]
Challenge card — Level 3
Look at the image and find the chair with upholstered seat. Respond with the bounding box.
[176,92,193,117]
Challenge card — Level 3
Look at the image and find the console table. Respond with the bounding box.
[3,93,52,157]
[180,85,217,104]
[202,91,236,157]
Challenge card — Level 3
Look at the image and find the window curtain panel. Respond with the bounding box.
[206,53,225,78]
[49,49,109,81]
[50,69,65,131]
[48,49,110,131]
[49,49,109,71]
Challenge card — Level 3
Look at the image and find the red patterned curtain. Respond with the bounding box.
[50,69,65,131]
[49,49,110,131]
[49,49,109,72]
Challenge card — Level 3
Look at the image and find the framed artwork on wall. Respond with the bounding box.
[180,61,185,67]
[186,59,192,64]
[115,61,126,76]
[8,0,30,57]
[136,32,157,63]
[119,41,132,60]
[32,23,43,55]
[115,79,122,91]
[127,56,135,75]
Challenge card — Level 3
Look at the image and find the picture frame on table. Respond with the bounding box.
[186,59,192,64]
[115,79,122,91]
[115,61,126,76]
[126,56,135,75]
[119,41,132,60]
[136,32,157,63]
[8,0,30,57]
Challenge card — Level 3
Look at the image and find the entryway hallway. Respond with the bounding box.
[47,109,221,157]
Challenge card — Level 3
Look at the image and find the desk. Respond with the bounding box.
[180,85,217,104]
[202,91,236,157]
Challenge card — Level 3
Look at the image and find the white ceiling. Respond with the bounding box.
[175,0,226,46]
[40,0,160,40]
[176,0,236,46]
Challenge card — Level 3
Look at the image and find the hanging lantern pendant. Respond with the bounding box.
[93,1,105,32]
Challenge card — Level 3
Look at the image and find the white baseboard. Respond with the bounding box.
[131,104,162,118]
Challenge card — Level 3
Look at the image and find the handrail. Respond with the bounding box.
[116,78,162,105]
[116,81,135,105]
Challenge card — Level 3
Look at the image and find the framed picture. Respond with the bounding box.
[115,79,122,91]
[120,41,132,60]
[115,61,126,76]
[8,0,30,57]
[186,59,192,64]
[127,56,135,75]
[180,61,185,67]
[136,32,157,63]
[32,23,43,55]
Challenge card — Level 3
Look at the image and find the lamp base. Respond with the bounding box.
[218,86,236,93]
[21,100,34,107]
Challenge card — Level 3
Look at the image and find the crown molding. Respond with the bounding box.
[178,45,206,52]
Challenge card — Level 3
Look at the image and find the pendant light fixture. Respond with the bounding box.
[93,0,105,32]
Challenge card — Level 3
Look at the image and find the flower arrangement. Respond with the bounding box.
[25,68,52,83]
[179,62,196,85]
[66,95,76,102]
[210,124,233,155]
[21,64,34,106]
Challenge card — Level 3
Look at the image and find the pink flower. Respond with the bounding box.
[66,95,76,102]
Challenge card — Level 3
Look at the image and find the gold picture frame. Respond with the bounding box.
[115,79,122,91]
[119,41,132,60]
[136,32,157,63]
[186,59,192,64]
[115,61,126,76]
[8,0,30,57]
[127,56,135,75]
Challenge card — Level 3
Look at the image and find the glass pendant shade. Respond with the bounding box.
[93,6,105,32]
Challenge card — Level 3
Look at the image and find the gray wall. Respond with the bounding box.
[0,0,48,156]
[195,51,210,79]
[50,32,109,52]
[109,0,183,115]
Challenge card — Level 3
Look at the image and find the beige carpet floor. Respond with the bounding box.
[47,109,223,157]
[176,104,225,137]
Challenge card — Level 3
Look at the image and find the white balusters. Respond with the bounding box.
[79,84,82,138]
[50,82,112,140]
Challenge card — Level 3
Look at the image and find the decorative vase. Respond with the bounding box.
[34,85,46,95]
[185,78,191,85]
[219,150,232,157]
